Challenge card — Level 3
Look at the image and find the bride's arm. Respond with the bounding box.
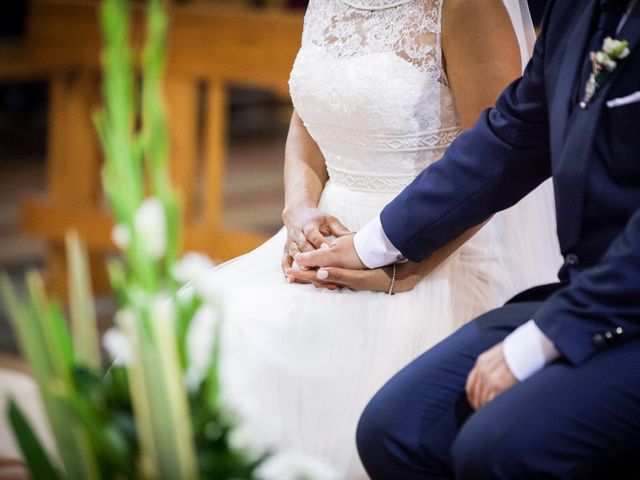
[288,0,524,292]
[281,110,350,277]
[283,110,326,221]
[442,0,522,130]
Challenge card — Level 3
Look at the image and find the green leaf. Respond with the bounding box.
[49,300,76,371]
[118,313,159,479]
[147,302,199,480]
[20,272,101,480]
[204,313,223,412]
[8,400,63,480]
[0,272,56,391]
[25,271,73,381]
[66,231,100,370]
[0,273,25,326]
[106,258,129,306]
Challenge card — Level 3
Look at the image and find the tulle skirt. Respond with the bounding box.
[207,179,560,478]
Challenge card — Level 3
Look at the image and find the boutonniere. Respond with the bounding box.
[580,37,631,109]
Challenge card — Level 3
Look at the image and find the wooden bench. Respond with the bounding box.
[15,0,303,296]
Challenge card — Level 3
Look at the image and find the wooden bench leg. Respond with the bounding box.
[166,77,200,224]
[203,80,228,230]
[43,71,108,298]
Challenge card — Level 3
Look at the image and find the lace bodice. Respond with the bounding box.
[289,0,461,192]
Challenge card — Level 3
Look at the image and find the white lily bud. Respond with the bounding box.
[103,325,133,366]
[111,224,131,250]
[172,252,215,284]
[134,197,167,260]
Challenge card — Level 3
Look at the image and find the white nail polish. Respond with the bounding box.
[320,243,329,250]
[317,269,329,280]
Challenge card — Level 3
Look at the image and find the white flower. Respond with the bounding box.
[184,304,219,391]
[111,224,131,250]
[172,252,215,284]
[602,37,631,59]
[604,59,618,71]
[595,51,609,64]
[134,197,167,260]
[254,451,340,480]
[602,37,618,55]
[103,326,133,366]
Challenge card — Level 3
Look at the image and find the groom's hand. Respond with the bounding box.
[294,234,366,270]
[466,342,517,410]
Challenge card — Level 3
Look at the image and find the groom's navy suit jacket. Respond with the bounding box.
[380,1,640,367]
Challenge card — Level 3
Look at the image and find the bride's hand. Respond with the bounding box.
[287,261,424,293]
[281,207,351,281]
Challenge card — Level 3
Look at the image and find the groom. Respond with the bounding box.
[295,0,640,478]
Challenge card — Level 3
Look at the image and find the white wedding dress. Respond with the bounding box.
[210,0,561,477]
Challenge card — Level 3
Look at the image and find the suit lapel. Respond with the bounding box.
[555,2,640,250]
[618,0,640,44]
[549,1,597,161]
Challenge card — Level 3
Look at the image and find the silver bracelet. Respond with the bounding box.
[387,264,397,295]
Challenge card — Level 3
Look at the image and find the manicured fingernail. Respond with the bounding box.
[320,243,329,249]
[286,275,292,283]
[317,269,329,280]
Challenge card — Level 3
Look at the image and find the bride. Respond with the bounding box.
[210,0,560,477]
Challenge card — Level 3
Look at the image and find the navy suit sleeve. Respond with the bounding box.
[379,9,554,262]
[534,207,640,366]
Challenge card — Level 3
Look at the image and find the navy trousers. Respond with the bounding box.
[356,301,640,479]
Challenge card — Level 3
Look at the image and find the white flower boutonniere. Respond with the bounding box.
[581,37,631,109]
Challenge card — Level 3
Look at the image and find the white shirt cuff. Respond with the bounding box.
[353,216,405,269]
[503,319,560,381]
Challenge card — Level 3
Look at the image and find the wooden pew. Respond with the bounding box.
[18,1,304,296]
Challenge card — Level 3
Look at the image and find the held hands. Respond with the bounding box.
[294,234,366,271]
[281,207,351,281]
[284,221,425,293]
[287,259,424,293]
[466,342,518,410]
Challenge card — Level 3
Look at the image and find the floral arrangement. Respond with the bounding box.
[0,1,336,479]
[581,36,630,108]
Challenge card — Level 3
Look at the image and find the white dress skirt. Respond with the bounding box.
[207,0,562,477]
